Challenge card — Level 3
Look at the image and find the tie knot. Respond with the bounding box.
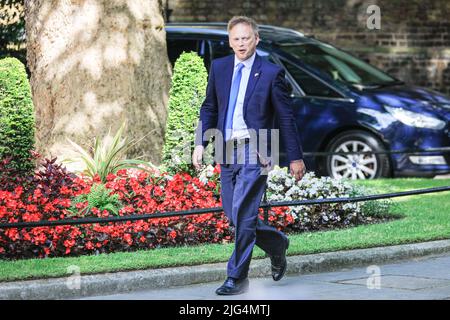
[236,63,244,71]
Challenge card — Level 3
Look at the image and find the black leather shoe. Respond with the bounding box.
[215,277,249,295]
[270,236,289,281]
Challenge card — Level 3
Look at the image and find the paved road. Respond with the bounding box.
[83,253,450,300]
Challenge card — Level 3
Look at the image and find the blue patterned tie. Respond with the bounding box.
[224,63,244,141]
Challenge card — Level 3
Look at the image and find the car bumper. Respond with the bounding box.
[392,154,450,177]
[383,124,450,177]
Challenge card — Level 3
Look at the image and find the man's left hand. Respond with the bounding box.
[290,159,306,181]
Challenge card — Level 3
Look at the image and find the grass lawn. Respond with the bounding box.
[0,177,449,282]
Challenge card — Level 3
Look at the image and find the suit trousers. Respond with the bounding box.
[220,140,287,280]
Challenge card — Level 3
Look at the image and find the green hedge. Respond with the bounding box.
[162,51,208,174]
[0,57,35,173]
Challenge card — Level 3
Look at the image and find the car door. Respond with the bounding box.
[277,58,357,169]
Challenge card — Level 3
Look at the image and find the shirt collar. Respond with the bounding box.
[234,51,256,69]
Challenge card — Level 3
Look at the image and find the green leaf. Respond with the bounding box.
[64,121,155,183]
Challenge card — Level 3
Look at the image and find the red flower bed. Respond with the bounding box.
[0,159,234,259]
[0,160,293,260]
[258,206,294,231]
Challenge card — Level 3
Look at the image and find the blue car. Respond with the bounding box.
[166,23,450,179]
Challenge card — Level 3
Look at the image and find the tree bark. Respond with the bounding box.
[25,0,171,165]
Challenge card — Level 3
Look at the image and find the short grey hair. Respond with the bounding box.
[227,16,259,36]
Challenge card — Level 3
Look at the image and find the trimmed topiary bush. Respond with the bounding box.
[0,57,35,174]
[162,51,208,175]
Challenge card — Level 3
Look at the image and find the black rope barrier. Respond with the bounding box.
[0,185,449,230]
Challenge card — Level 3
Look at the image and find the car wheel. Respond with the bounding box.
[323,130,391,180]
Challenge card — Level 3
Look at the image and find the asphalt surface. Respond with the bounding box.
[82,252,450,300]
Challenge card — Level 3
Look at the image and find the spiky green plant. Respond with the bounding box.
[69,183,122,216]
[64,122,156,183]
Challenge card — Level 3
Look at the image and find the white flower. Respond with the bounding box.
[199,175,208,185]
[265,168,389,226]
[285,178,293,187]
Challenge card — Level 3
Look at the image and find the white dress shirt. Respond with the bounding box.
[229,52,256,141]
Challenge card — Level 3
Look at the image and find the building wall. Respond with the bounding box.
[166,0,450,95]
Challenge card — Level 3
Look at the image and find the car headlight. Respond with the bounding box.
[384,105,446,129]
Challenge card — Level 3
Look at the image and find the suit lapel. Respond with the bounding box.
[215,55,234,131]
[243,53,262,115]
[219,55,235,112]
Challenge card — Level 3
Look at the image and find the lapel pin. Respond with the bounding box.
[254,72,259,77]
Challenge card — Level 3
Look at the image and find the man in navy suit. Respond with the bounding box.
[193,16,306,295]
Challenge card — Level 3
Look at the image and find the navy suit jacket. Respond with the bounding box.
[195,53,303,163]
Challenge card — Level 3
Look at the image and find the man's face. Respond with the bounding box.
[229,23,260,61]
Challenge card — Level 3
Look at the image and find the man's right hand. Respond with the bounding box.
[290,159,306,182]
[192,145,205,170]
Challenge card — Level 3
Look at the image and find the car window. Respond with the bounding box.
[206,40,274,70]
[166,38,200,67]
[209,40,234,61]
[282,59,342,98]
[208,40,274,62]
[281,43,396,87]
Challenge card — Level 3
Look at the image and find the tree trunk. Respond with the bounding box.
[25,0,171,166]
